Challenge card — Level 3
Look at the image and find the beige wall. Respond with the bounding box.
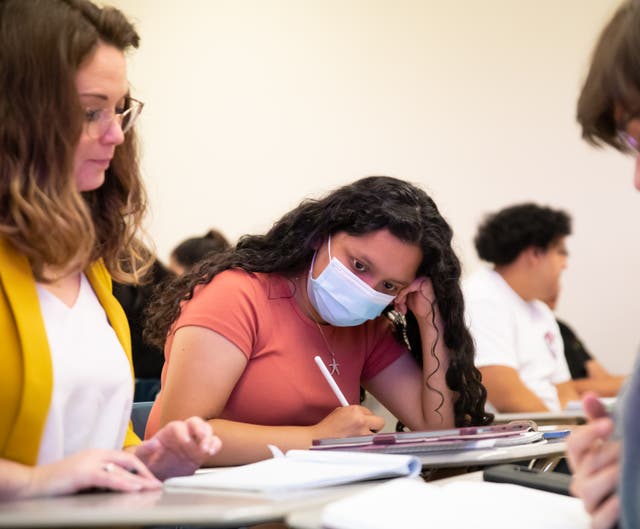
[109,0,638,374]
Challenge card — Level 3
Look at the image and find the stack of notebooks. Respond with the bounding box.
[309,419,545,454]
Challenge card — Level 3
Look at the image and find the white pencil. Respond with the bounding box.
[314,355,349,407]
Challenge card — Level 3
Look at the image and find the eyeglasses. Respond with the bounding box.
[617,130,640,154]
[617,110,640,154]
[83,97,144,139]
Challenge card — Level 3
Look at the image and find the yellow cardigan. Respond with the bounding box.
[0,238,140,466]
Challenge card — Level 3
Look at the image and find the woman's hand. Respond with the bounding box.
[25,449,161,498]
[135,416,222,481]
[394,276,436,320]
[567,393,621,529]
[311,406,385,440]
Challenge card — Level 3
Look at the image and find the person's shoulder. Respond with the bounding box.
[463,267,507,303]
[464,266,495,291]
[204,269,288,300]
[201,268,256,292]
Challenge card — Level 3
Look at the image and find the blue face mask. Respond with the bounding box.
[307,237,396,327]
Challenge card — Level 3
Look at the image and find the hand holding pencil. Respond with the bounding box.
[312,356,385,438]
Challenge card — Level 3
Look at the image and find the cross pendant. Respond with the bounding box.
[328,358,340,376]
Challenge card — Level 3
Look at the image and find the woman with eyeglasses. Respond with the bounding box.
[566,2,640,529]
[144,176,492,466]
[0,0,220,500]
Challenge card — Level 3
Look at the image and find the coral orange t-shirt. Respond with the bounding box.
[146,269,407,437]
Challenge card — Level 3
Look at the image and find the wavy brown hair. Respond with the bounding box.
[577,0,640,151]
[146,176,492,427]
[0,0,149,282]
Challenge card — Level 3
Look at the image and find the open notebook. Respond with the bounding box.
[322,478,590,529]
[164,448,420,493]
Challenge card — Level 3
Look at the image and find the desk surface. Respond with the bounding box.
[494,410,586,425]
[0,441,566,528]
[0,483,373,528]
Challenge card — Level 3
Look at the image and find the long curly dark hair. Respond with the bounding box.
[145,176,491,427]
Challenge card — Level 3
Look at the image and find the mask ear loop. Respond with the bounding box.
[309,235,332,283]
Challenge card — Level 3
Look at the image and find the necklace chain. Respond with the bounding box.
[313,320,340,376]
[295,274,340,376]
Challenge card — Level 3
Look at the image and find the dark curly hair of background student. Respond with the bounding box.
[145,176,492,427]
[171,229,231,271]
[474,203,571,266]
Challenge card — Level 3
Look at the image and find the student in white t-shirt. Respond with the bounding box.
[463,203,580,412]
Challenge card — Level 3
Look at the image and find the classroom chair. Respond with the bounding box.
[131,401,153,439]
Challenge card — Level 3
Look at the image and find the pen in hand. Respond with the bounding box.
[314,355,349,407]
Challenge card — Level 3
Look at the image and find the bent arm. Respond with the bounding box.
[157,326,383,466]
[570,360,626,397]
[203,409,382,466]
[367,308,455,430]
[572,378,625,399]
[480,365,549,412]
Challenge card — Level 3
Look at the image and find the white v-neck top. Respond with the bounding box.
[36,274,133,464]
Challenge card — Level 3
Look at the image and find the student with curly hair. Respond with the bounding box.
[0,0,220,500]
[463,203,579,412]
[144,176,491,466]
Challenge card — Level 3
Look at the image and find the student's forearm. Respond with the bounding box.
[204,419,317,466]
[0,459,33,500]
[572,376,626,398]
[492,390,549,413]
[479,366,550,412]
[416,311,455,429]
